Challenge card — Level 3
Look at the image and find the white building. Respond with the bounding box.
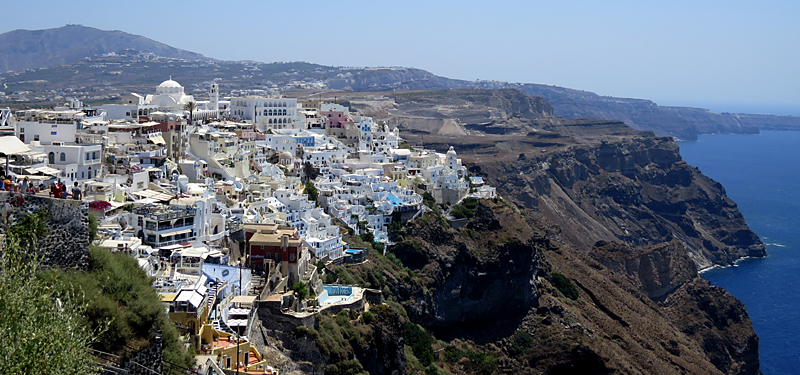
[229,97,298,132]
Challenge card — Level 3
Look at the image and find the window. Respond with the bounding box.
[60,153,66,162]
[19,128,24,133]
[34,135,39,141]
[48,152,55,164]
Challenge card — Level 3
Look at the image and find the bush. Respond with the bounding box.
[361,311,374,324]
[551,272,579,300]
[507,330,534,358]
[404,323,434,366]
[360,232,374,243]
[293,282,309,300]
[0,229,96,374]
[451,205,474,219]
[462,197,479,209]
[305,181,319,202]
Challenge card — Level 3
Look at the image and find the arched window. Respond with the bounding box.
[48,152,55,164]
[60,152,66,161]
[263,110,268,116]
[282,109,287,115]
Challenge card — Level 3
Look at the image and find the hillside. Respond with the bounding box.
[2,25,799,138]
[0,24,210,73]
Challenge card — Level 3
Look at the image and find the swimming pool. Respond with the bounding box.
[317,285,354,305]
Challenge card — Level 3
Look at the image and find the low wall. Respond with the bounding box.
[0,193,90,270]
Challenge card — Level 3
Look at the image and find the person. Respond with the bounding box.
[71,182,82,200]
[60,182,69,199]
[50,182,58,197]
[21,177,29,194]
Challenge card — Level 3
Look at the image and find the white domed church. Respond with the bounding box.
[144,78,195,112]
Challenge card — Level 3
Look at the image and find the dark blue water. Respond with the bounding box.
[678,131,800,374]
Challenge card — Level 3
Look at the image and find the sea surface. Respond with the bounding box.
[678,131,800,375]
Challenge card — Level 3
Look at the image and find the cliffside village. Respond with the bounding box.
[0,79,495,374]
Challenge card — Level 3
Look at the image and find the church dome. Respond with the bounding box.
[158,79,182,88]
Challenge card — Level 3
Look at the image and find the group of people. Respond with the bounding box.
[1,175,42,194]
[50,180,82,200]
[0,171,83,200]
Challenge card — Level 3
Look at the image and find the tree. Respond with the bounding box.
[304,181,319,202]
[183,101,197,125]
[292,282,309,300]
[303,162,320,182]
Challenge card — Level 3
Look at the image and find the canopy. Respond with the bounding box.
[0,136,30,155]
[148,135,166,145]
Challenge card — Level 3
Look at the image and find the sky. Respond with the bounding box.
[3,0,799,115]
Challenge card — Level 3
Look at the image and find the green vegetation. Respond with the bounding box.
[450,198,479,219]
[304,180,319,202]
[0,214,97,374]
[422,192,437,211]
[307,313,372,375]
[88,211,99,242]
[450,205,474,219]
[507,330,535,359]
[293,282,309,300]
[360,232,374,243]
[443,344,498,375]
[43,247,194,373]
[404,323,434,367]
[361,311,375,324]
[551,272,580,300]
[303,162,320,182]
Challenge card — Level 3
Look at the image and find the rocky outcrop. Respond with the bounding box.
[590,240,698,301]
[0,193,90,270]
[663,279,760,375]
[390,201,545,338]
[473,136,766,270]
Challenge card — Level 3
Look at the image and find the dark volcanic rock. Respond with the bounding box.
[477,136,765,270]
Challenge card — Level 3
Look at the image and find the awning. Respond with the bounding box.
[132,189,174,202]
[0,136,30,155]
[148,135,166,145]
[159,228,192,237]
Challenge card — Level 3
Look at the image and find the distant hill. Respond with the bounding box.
[1,25,798,139]
[0,24,210,73]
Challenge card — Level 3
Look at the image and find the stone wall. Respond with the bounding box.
[0,192,90,270]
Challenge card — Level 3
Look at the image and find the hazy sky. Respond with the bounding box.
[3,0,799,115]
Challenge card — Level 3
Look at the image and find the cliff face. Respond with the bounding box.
[472,136,765,270]
[390,202,544,336]
[381,199,760,374]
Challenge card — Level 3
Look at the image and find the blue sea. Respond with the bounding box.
[678,131,800,375]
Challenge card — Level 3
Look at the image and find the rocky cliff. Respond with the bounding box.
[469,135,765,270]
[372,199,761,374]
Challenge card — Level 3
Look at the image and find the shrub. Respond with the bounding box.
[551,272,579,300]
[462,197,479,209]
[451,205,474,219]
[293,282,309,300]
[404,323,434,366]
[361,311,374,324]
[507,330,534,358]
[305,181,319,202]
[361,232,374,243]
